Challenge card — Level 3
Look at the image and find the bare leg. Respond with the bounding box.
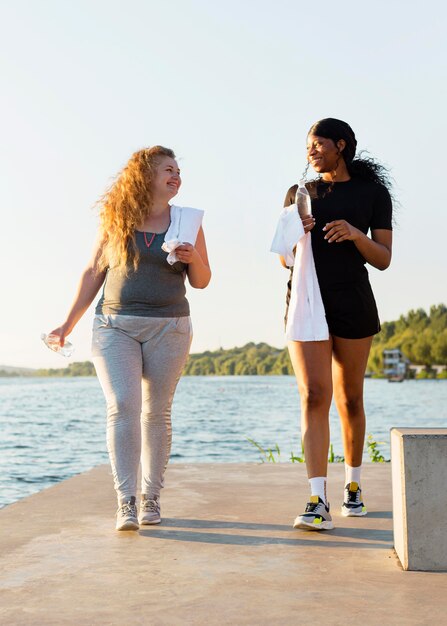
[288,339,333,478]
[332,336,373,467]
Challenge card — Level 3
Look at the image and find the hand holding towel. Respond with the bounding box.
[162,205,204,265]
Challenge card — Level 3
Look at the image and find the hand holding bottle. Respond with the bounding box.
[295,180,315,233]
[41,323,74,357]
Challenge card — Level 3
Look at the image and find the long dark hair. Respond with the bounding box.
[305,118,395,200]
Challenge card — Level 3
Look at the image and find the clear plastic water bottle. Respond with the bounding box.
[41,333,74,358]
[295,180,312,218]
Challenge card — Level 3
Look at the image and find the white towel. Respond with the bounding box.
[271,205,329,342]
[162,205,204,265]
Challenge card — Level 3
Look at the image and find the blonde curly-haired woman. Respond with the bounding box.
[49,146,211,530]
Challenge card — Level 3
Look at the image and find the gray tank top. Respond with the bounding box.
[95,231,190,317]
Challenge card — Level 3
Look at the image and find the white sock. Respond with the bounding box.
[309,477,327,505]
[345,464,362,487]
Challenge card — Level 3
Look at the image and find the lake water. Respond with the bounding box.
[1,376,446,508]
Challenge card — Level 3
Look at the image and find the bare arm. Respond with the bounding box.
[49,234,107,345]
[175,227,211,289]
[323,221,392,270]
[353,229,392,270]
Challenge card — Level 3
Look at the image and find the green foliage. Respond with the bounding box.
[290,441,306,463]
[368,304,447,373]
[416,369,435,380]
[0,370,17,377]
[246,438,282,463]
[247,439,344,463]
[248,436,387,463]
[328,443,345,463]
[366,434,388,462]
[183,342,294,376]
[34,361,96,377]
[432,330,447,364]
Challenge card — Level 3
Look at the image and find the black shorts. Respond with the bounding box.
[285,275,380,340]
[320,278,380,339]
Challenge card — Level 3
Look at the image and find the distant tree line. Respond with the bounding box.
[183,343,293,376]
[33,361,96,377]
[184,304,447,376]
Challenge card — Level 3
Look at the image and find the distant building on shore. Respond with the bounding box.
[383,349,409,379]
[408,364,426,377]
[384,348,446,380]
[408,363,447,377]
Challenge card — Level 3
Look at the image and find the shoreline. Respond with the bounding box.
[2,372,447,379]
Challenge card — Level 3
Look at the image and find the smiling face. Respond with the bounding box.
[152,156,181,200]
[307,134,346,174]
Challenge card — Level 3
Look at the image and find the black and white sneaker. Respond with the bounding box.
[293,495,334,530]
[341,482,367,517]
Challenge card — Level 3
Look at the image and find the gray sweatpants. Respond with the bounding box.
[91,314,192,504]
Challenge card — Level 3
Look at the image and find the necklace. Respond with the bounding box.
[143,232,156,248]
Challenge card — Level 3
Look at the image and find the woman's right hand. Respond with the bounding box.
[301,214,316,233]
[47,323,72,347]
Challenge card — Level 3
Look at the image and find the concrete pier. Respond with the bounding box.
[1,463,446,625]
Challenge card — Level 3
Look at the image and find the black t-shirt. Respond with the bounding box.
[284,177,392,288]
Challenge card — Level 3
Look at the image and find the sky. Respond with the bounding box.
[0,0,446,368]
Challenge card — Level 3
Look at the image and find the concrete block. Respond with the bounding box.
[391,428,447,571]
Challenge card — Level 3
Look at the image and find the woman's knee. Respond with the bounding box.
[336,393,364,417]
[141,404,172,426]
[298,383,331,411]
[107,394,141,421]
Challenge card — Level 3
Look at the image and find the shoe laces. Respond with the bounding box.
[345,486,361,504]
[118,501,137,517]
[141,497,160,513]
[305,500,321,513]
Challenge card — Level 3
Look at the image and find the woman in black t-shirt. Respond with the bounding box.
[279,118,393,531]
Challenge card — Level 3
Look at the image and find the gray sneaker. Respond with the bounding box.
[116,496,139,531]
[341,482,367,517]
[139,495,161,525]
[293,495,334,530]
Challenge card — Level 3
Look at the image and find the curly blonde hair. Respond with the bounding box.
[97,145,176,272]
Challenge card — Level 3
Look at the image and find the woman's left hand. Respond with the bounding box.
[323,220,362,243]
[301,214,316,233]
[175,243,200,264]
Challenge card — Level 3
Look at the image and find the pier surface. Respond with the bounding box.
[1,463,446,625]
